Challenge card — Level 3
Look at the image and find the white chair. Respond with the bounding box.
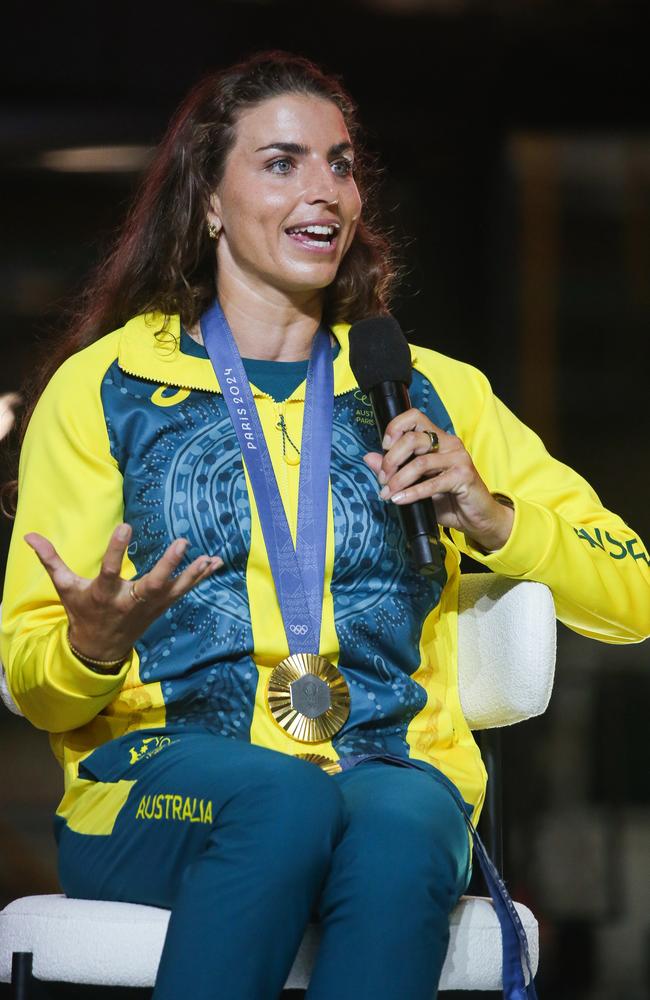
[0,573,556,996]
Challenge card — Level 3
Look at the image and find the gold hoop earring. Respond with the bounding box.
[207,222,221,240]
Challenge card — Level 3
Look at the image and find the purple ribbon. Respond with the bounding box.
[200,298,333,656]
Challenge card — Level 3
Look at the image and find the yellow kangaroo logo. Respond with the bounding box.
[129,736,172,765]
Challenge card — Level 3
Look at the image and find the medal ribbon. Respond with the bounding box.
[200,298,333,656]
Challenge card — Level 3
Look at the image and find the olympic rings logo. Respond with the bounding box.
[289,624,309,635]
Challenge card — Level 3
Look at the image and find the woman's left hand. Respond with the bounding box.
[362,408,514,553]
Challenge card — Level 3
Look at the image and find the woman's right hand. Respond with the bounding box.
[24,523,223,664]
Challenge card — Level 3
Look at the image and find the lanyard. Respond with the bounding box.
[470,827,538,999]
[200,298,333,656]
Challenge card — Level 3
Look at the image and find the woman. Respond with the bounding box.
[2,51,649,1000]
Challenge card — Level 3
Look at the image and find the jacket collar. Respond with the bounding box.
[117,312,418,399]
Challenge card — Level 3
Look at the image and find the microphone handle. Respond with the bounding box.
[368,381,446,579]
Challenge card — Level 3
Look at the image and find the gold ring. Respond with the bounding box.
[424,430,439,454]
[129,581,147,604]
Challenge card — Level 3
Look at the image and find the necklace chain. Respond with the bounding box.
[276,413,301,459]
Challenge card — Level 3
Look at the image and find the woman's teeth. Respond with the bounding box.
[287,224,338,236]
[285,223,339,247]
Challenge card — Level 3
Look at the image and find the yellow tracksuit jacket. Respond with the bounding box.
[2,312,649,824]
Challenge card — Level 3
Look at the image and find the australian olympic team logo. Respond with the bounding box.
[352,389,375,428]
[221,369,257,450]
[128,735,177,765]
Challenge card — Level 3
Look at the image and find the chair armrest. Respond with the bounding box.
[2,578,557,729]
[457,573,556,730]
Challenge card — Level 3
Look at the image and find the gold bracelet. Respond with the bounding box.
[67,630,129,671]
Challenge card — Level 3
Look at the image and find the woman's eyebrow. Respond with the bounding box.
[254,141,353,157]
[329,141,354,157]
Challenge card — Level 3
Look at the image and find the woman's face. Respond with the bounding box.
[208,93,362,299]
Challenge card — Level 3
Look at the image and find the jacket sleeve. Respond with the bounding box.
[443,363,650,643]
[0,344,135,732]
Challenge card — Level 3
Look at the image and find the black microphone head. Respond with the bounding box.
[348,315,413,392]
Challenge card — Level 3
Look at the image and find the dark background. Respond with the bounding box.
[1,1,649,997]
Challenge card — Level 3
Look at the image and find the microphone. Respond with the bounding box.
[348,315,446,579]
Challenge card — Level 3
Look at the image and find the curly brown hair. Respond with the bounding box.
[3,50,398,515]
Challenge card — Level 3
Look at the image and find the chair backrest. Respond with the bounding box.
[457,574,556,730]
[0,575,557,728]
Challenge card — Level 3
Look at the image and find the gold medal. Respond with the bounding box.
[266,652,350,743]
[295,753,342,775]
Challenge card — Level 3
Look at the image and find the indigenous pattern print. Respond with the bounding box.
[99,360,456,755]
[329,372,454,758]
[102,363,257,739]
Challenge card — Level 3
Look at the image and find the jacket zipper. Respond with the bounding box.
[118,361,359,399]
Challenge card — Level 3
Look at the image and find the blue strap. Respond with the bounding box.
[470,827,538,998]
[200,299,333,655]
